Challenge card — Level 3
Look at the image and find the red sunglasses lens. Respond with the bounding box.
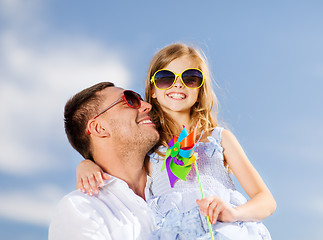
[124,91,141,108]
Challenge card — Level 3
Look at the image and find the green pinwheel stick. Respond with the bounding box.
[161,125,214,240]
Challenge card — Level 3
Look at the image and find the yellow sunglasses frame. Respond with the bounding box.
[150,68,205,90]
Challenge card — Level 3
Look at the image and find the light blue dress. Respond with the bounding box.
[147,127,271,240]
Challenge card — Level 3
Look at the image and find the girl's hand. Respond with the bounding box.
[76,159,110,196]
[196,196,238,224]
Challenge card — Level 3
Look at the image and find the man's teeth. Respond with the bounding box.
[167,93,186,99]
[138,119,152,124]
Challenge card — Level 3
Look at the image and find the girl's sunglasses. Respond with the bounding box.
[92,90,142,120]
[151,68,205,90]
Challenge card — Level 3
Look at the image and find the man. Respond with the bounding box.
[49,82,160,239]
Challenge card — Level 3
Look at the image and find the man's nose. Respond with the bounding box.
[139,100,152,113]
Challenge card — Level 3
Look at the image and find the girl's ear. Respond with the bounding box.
[87,119,110,137]
[151,88,157,99]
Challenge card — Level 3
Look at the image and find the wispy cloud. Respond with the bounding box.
[0,0,131,175]
[0,184,65,225]
[310,195,323,216]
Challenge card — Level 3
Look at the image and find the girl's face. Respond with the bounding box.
[151,56,200,117]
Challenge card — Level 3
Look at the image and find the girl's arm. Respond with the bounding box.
[76,160,110,196]
[221,129,276,221]
[197,129,276,223]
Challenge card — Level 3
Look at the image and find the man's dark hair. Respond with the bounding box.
[64,82,115,160]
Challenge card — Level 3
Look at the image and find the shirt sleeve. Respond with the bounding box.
[48,193,112,240]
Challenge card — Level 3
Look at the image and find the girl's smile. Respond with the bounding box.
[152,56,200,116]
[166,92,187,100]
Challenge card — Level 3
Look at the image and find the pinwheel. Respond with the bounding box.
[161,124,214,240]
[161,124,201,188]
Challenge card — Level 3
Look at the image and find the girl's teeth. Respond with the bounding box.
[168,93,186,99]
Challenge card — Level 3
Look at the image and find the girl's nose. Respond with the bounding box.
[172,75,184,88]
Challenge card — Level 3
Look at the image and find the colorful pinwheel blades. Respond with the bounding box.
[161,125,201,188]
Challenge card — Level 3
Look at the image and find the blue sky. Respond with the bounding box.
[0,1,322,239]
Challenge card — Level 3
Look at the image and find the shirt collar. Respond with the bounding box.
[100,173,151,200]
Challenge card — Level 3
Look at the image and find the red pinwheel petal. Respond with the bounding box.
[180,124,198,149]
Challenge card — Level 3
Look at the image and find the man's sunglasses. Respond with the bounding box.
[87,90,142,135]
[151,68,205,90]
[93,90,142,119]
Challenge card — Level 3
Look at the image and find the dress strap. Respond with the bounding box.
[211,126,224,144]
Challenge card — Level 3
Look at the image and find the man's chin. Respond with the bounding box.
[145,131,159,150]
[150,132,160,145]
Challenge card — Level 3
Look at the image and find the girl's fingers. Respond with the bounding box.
[211,201,226,224]
[102,172,111,180]
[196,198,210,209]
[208,200,219,224]
[196,198,212,217]
[76,176,85,192]
[80,185,86,193]
[95,171,105,188]
[89,174,99,194]
[82,177,94,196]
[197,197,226,224]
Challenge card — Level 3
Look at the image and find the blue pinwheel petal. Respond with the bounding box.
[177,127,189,143]
[179,148,194,158]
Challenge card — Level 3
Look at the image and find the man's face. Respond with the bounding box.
[97,87,159,153]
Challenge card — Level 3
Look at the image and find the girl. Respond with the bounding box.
[76,43,276,239]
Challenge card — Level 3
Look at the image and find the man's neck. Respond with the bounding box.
[125,167,147,199]
[94,149,148,199]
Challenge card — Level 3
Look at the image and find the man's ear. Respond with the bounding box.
[87,119,110,137]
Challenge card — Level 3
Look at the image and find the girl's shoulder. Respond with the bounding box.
[218,128,240,151]
[208,127,236,147]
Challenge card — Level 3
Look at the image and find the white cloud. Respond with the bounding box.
[0,0,131,175]
[309,195,323,216]
[0,184,65,226]
[0,0,41,21]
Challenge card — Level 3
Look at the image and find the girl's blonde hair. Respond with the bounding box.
[145,43,219,147]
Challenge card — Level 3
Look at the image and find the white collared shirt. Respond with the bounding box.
[49,175,156,240]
